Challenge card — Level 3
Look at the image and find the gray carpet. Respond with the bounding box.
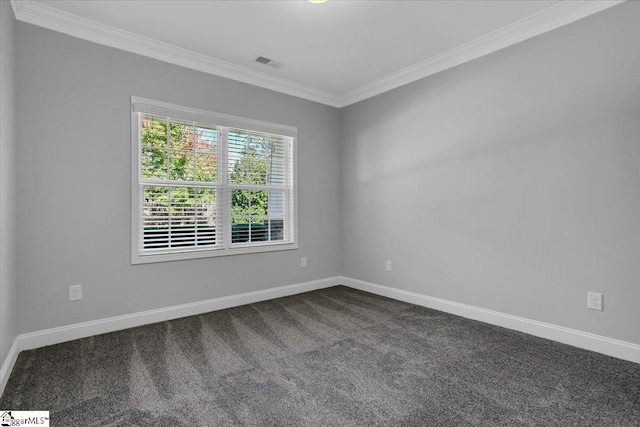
[1,286,639,426]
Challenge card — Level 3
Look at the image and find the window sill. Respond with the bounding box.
[131,241,298,264]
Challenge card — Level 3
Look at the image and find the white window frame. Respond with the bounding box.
[131,97,298,264]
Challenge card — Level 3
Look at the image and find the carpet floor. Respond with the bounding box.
[1,286,639,426]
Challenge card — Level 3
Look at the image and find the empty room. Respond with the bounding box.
[0,0,638,425]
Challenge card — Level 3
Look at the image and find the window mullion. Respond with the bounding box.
[192,123,198,247]
[167,187,172,249]
[248,190,252,243]
[226,183,288,192]
[218,127,229,249]
[194,187,198,248]
[166,117,171,181]
[284,137,291,242]
[139,179,219,188]
[135,113,144,253]
[267,191,272,242]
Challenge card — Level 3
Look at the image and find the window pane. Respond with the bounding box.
[231,189,249,218]
[250,190,268,216]
[171,226,196,248]
[269,144,285,186]
[195,126,217,152]
[268,190,285,221]
[231,188,248,244]
[228,130,285,186]
[195,153,217,182]
[269,219,284,241]
[250,218,268,242]
[169,121,194,151]
[230,190,285,243]
[168,186,195,224]
[231,189,268,218]
[142,186,169,249]
[168,150,194,181]
[142,186,219,250]
[141,116,167,149]
[247,157,268,185]
[141,148,168,179]
[228,130,248,184]
[268,191,285,242]
[195,188,217,247]
[231,218,250,243]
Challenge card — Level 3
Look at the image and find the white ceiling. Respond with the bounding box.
[12,0,624,107]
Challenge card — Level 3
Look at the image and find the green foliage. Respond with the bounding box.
[140,117,217,182]
[229,132,276,222]
[231,190,268,224]
[140,120,279,240]
[141,117,217,226]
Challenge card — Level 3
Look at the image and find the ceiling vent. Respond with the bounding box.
[255,56,283,69]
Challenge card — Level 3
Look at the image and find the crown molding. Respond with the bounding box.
[340,0,625,107]
[9,0,342,108]
[11,0,625,109]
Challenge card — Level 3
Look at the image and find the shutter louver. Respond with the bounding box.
[140,185,223,253]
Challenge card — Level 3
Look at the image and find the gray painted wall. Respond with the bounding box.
[7,1,639,349]
[340,2,640,344]
[0,1,18,365]
[15,23,341,334]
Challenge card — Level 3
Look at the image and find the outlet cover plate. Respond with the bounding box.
[69,285,82,301]
[587,292,602,311]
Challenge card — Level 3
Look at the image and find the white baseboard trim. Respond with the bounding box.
[339,276,640,364]
[0,338,20,398]
[19,276,340,351]
[0,276,340,396]
[3,274,637,398]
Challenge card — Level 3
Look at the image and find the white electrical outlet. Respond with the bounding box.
[301,257,307,268]
[587,292,602,311]
[69,285,82,301]
[385,260,392,272]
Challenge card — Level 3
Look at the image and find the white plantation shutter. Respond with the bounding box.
[140,185,224,252]
[131,97,297,264]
